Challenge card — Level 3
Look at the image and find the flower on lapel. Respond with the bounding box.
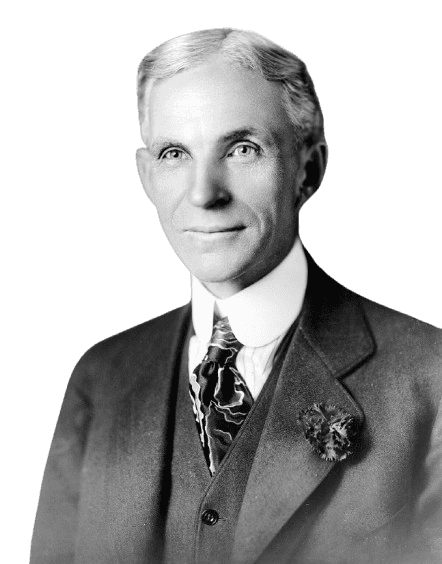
[298,403,360,462]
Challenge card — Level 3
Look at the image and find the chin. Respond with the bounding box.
[186,257,250,287]
[178,253,245,284]
[191,268,243,285]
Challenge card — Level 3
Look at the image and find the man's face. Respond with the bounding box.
[137,56,308,297]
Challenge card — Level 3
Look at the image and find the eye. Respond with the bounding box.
[160,148,187,161]
[228,143,260,158]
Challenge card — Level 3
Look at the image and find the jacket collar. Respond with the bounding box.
[232,254,375,564]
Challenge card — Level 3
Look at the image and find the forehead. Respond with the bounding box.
[143,56,292,144]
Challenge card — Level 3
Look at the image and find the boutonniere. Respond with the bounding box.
[298,403,360,462]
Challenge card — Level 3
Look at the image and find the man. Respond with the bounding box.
[31,29,442,564]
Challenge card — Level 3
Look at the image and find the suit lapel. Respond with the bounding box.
[233,259,375,564]
[108,304,192,560]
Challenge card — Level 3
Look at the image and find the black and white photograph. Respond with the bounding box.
[2,2,441,563]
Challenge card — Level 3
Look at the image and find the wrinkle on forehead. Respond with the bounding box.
[142,56,292,149]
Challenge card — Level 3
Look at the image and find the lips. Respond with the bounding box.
[185,225,245,234]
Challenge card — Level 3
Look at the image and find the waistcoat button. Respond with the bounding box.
[201,509,219,526]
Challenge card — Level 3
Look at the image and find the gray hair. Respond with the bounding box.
[137,28,324,148]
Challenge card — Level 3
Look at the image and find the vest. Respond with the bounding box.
[163,326,292,564]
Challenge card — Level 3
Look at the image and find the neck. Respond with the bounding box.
[202,279,245,299]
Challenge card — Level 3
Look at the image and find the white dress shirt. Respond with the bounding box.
[189,238,308,399]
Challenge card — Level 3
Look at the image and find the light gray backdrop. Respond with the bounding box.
[2,2,441,561]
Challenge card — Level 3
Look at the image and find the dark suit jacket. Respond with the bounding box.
[31,256,442,564]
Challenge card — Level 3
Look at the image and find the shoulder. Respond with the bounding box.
[308,252,442,361]
[307,253,442,403]
[346,287,442,408]
[68,303,191,397]
[84,303,190,360]
[359,294,442,353]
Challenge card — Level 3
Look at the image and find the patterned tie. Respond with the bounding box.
[189,317,254,475]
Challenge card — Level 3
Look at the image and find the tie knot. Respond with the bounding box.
[206,317,242,364]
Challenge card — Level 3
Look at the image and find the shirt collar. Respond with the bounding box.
[191,237,308,347]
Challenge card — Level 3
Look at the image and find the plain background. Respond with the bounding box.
[2,1,441,560]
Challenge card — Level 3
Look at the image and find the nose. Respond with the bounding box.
[187,159,231,208]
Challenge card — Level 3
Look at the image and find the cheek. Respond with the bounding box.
[149,168,187,225]
[236,166,288,227]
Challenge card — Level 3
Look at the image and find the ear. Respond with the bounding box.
[136,147,154,203]
[297,141,328,203]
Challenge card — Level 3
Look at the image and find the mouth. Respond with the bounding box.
[184,226,246,244]
[185,226,245,235]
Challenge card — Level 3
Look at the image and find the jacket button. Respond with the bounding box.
[201,509,219,526]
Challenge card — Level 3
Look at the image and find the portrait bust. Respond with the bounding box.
[31,28,442,564]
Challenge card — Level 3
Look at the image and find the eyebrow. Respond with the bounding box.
[221,127,268,143]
